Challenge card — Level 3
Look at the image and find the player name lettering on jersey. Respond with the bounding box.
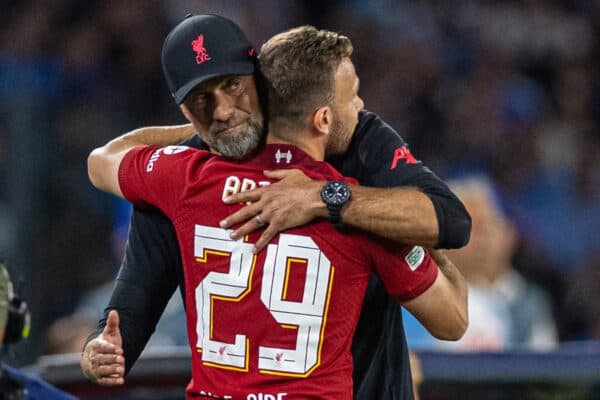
[247,392,288,400]
[194,389,287,400]
[222,176,271,201]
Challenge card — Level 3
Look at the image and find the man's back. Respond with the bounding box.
[119,143,438,399]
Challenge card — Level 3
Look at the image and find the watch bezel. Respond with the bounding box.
[321,181,351,206]
[320,181,351,229]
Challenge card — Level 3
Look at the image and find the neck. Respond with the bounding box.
[265,132,325,161]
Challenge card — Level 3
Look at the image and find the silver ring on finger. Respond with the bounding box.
[254,214,265,226]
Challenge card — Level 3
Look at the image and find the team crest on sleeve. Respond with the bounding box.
[163,145,190,155]
[405,246,425,271]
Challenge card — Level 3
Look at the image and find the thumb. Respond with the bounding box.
[103,310,122,345]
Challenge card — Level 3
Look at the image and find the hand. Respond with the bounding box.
[220,169,326,253]
[80,310,125,386]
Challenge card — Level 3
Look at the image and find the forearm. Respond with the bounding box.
[426,250,468,339]
[435,251,468,317]
[103,124,196,153]
[403,251,468,340]
[341,185,439,247]
[111,282,165,374]
[88,124,196,196]
[221,172,439,252]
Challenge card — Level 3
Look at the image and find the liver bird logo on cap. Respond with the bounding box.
[191,34,211,64]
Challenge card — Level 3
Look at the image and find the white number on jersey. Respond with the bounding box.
[193,225,334,376]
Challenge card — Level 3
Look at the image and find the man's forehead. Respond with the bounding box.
[336,58,359,91]
[192,74,253,93]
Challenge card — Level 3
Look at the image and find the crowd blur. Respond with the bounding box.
[0,0,598,365]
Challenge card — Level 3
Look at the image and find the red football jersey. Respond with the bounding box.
[119,144,438,400]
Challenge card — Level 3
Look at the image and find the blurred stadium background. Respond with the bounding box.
[1,0,599,398]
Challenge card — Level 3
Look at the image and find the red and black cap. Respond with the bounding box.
[162,14,256,104]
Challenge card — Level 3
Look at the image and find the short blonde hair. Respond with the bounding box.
[259,26,353,132]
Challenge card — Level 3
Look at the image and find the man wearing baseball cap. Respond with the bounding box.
[82,14,471,400]
[162,14,256,105]
[160,14,265,161]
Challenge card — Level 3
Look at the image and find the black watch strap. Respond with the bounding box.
[327,204,343,228]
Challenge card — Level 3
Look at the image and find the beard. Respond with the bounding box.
[325,116,353,156]
[209,116,264,160]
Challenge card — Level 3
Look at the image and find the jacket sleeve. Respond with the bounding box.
[85,207,183,374]
[84,135,201,373]
[329,110,471,249]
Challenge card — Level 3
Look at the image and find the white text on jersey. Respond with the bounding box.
[222,176,270,202]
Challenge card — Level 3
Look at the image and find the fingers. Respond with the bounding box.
[95,375,125,386]
[92,338,124,356]
[220,169,318,252]
[253,214,265,226]
[225,213,279,253]
[82,337,126,386]
[222,169,307,206]
[92,360,125,386]
[253,226,279,253]
[93,362,125,378]
[222,186,264,206]
[220,202,261,231]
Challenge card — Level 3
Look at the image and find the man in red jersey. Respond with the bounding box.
[87,22,467,399]
[82,15,472,400]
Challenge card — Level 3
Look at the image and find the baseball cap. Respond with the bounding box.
[162,14,256,104]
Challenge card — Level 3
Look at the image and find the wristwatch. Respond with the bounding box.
[320,181,351,228]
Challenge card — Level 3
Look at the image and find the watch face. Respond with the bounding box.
[322,181,351,206]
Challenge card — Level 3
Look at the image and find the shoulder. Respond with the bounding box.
[353,109,409,148]
[330,110,425,185]
[181,134,207,150]
[348,110,417,169]
[123,145,212,173]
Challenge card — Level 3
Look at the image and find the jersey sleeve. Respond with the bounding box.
[329,110,471,249]
[364,237,438,302]
[118,145,210,216]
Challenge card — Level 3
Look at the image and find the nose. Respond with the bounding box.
[213,91,235,121]
[356,96,365,110]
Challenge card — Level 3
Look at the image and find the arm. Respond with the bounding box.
[81,207,182,384]
[220,110,470,251]
[220,170,436,251]
[334,109,471,249]
[366,238,467,340]
[87,124,196,196]
[402,249,468,340]
[340,185,437,247]
[82,126,195,384]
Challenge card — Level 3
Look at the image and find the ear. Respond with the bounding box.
[312,106,333,135]
[179,104,194,124]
